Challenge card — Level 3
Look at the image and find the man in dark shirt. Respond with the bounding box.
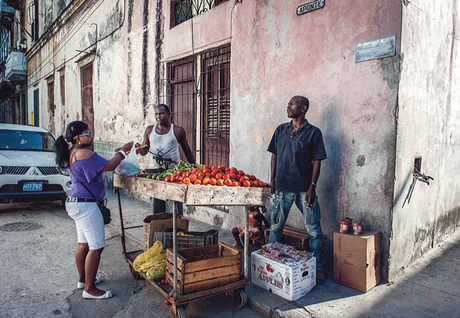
[267,95,327,284]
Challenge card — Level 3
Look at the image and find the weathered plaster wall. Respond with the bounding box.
[229,0,401,278]
[162,0,402,278]
[389,0,460,279]
[26,0,160,168]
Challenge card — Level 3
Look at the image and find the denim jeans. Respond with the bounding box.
[269,191,324,271]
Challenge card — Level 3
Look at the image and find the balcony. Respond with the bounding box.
[5,51,26,83]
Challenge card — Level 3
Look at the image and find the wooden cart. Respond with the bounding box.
[114,173,270,318]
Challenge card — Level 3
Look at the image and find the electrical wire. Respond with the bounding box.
[28,0,126,87]
[28,0,106,81]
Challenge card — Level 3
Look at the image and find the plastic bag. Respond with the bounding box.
[115,145,140,176]
[133,241,167,280]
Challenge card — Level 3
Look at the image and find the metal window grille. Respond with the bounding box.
[171,0,229,27]
[201,45,230,168]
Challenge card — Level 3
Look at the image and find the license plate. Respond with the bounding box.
[23,182,43,192]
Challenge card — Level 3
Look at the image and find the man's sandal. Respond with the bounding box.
[82,290,113,299]
[77,278,102,289]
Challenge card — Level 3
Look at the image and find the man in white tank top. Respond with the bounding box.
[137,104,195,214]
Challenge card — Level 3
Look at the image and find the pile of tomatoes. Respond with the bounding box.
[163,165,268,187]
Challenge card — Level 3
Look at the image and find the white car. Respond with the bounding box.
[0,124,71,204]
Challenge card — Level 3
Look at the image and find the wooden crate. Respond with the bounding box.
[143,213,190,251]
[265,226,310,251]
[166,243,241,295]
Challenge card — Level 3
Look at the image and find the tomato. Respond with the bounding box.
[230,167,237,172]
[217,179,225,186]
[165,176,171,182]
[215,173,223,180]
[259,181,266,187]
[203,169,212,174]
[225,168,231,173]
[211,170,218,177]
[205,173,212,178]
[223,174,231,180]
[238,170,244,176]
[224,179,233,186]
[194,179,202,185]
[217,165,225,170]
[230,173,237,180]
[202,177,210,185]
[177,170,183,176]
[198,173,205,180]
[203,164,209,170]
[243,180,251,187]
[249,175,256,181]
[164,299,170,305]
[182,177,191,185]
[211,166,217,171]
[190,174,197,182]
[232,181,240,187]
[170,174,176,182]
[239,176,246,184]
[252,180,259,187]
[210,178,217,185]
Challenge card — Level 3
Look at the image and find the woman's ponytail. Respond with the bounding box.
[55,121,88,169]
[55,135,71,169]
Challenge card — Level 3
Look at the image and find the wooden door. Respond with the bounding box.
[80,63,94,130]
[47,80,55,134]
[169,58,196,160]
[33,88,39,127]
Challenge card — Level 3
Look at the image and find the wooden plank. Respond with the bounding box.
[185,254,241,273]
[166,253,187,273]
[175,279,248,303]
[167,245,219,260]
[182,274,240,294]
[113,175,187,202]
[183,264,240,284]
[185,185,270,206]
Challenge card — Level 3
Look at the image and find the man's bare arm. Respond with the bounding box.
[138,126,153,156]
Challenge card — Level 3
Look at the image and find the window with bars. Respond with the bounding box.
[171,0,229,28]
[201,45,230,167]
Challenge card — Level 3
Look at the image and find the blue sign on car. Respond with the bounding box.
[23,182,43,192]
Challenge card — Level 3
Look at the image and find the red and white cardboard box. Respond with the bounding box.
[251,251,316,301]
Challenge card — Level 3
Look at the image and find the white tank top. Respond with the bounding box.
[149,124,181,165]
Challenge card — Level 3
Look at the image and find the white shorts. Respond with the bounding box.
[66,202,105,250]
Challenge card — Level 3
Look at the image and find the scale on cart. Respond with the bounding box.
[114,173,270,318]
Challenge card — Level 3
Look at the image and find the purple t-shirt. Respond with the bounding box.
[68,153,109,201]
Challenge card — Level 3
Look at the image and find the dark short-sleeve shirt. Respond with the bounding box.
[268,121,327,192]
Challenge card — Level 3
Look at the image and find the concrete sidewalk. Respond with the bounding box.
[107,192,460,318]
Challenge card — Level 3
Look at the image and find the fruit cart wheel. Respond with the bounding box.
[173,306,189,318]
[232,288,248,309]
[129,265,144,281]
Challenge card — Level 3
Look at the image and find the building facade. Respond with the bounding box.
[22,0,460,281]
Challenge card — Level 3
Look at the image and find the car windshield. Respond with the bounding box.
[0,129,55,152]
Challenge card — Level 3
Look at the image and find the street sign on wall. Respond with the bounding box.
[355,36,396,63]
[296,0,325,16]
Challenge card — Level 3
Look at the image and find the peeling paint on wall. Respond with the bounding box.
[141,0,151,118]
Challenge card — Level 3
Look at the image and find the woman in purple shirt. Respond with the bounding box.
[55,121,132,300]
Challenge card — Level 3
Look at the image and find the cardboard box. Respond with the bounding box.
[251,250,316,301]
[333,231,381,292]
[143,213,189,251]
